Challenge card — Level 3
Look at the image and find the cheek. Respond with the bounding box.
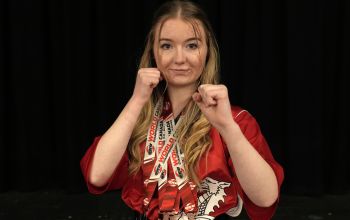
[156,53,172,68]
[188,53,206,71]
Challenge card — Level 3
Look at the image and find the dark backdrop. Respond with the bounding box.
[0,0,349,195]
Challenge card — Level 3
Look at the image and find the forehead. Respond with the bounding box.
[156,18,206,41]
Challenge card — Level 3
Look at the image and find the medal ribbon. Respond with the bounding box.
[142,97,198,215]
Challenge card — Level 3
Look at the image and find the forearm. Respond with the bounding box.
[219,121,279,207]
[89,96,144,187]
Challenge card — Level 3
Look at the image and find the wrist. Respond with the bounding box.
[216,118,238,134]
[122,96,147,122]
[129,95,148,108]
[218,120,243,143]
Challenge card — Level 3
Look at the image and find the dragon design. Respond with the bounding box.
[197,177,231,216]
[161,177,242,220]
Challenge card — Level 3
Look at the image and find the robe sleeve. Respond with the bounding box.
[80,136,129,194]
[226,109,284,220]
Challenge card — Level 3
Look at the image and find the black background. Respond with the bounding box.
[0,0,349,196]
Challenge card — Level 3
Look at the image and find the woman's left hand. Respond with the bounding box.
[192,84,236,132]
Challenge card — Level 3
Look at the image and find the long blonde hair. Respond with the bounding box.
[128,0,220,185]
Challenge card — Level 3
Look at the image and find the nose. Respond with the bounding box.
[174,47,185,64]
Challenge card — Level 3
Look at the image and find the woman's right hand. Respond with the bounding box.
[88,68,162,188]
[131,68,162,105]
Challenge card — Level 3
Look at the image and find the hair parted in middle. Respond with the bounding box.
[128,0,220,186]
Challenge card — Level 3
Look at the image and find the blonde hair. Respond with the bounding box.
[128,0,220,186]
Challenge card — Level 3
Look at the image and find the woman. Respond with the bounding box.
[80,1,284,219]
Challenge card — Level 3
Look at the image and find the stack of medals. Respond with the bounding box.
[142,97,198,220]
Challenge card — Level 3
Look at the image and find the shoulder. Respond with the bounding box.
[231,105,248,119]
[230,105,262,137]
[231,105,255,122]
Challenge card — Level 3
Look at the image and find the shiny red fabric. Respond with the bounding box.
[80,106,284,220]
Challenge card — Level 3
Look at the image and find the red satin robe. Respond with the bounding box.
[80,106,284,220]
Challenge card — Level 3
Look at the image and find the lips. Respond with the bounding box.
[169,69,190,73]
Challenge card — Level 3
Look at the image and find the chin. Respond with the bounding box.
[166,79,198,88]
[163,72,200,88]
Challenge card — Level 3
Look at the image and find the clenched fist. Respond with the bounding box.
[132,68,163,105]
[192,84,235,132]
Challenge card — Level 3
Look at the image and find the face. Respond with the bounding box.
[153,18,208,88]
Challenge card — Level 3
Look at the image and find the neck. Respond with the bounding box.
[167,84,196,118]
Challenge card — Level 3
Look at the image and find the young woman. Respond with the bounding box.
[80,1,284,219]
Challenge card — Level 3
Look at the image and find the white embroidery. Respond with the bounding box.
[196,177,242,219]
[161,178,243,220]
[197,177,230,216]
[234,110,247,120]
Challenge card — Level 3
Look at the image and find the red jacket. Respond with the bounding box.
[80,107,284,220]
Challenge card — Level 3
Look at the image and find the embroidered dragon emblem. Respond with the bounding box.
[161,177,242,220]
[197,177,231,216]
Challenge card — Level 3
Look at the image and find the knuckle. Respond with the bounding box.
[138,68,145,74]
[203,88,210,96]
[220,84,227,90]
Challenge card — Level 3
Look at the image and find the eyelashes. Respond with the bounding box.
[187,43,198,49]
[160,43,171,50]
[159,42,199,50]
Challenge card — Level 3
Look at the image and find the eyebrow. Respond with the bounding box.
[159,37,202,42]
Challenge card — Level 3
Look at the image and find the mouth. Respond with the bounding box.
[169,69,190,74]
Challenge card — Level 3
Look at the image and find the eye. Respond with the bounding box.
[187,42,199,50]
[160,43,172,50]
